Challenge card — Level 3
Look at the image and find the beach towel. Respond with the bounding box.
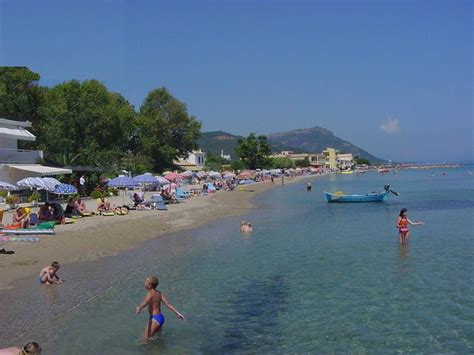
[0,236,39,242]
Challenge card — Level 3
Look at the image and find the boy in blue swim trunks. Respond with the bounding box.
[135,276,185,340]
[39,261,63,285]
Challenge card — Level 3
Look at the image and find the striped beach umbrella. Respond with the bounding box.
[164,172,183,182]
[0,181,18,190]
[107,176,139,188]
[155,176,169,185]
[133,173,158,184]
[52,183,77,195]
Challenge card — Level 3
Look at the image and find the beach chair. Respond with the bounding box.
[176,187,190,199]
[149,194,168,210]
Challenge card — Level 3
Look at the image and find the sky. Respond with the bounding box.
[0,0,472,162]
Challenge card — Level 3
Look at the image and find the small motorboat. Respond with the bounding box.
[324,185,398,203]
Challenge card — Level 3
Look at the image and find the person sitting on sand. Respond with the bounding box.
[0,341,41,354]
[133,192,144,207]
[396,208,424,245]
[73,196,88,215]
[136,276,185,341]
[97,197,111,212]
[38,202,55,221]
[39,261,63,285]
[64,196,76,217]
[12,207,29,228]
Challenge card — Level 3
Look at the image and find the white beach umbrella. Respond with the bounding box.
[0,181,18,190]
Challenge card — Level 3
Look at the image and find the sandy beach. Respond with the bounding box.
[0,180,286,289]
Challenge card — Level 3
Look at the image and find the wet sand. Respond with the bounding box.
[0,180,290,289]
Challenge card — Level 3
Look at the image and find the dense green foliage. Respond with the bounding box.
[135,88,201,172]
[0,67,43,121]
[266,157,295,169]
[294,159,311,167]
[205,153,230,171]
[0,67,201,173]
[34,80,135,167]
[354,156,371,165]
[235,133,271,170]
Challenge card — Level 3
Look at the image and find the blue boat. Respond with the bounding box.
[324,185,397,203]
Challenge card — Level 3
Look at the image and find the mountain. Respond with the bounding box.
[198,127,384,164]
[267,127,384,163]
[197,131,301,159]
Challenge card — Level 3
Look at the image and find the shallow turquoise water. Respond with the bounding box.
[2,168,473,353]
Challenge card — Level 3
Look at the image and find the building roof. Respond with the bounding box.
[0,119,36,141]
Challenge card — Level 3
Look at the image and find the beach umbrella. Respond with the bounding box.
[42,177,61,191]
[52,183,77,195]
[107,176,139,188]
[164,172,182,182]
[223,172,236,179]
[17,177,50,190]
[162,171,172,176]
[180,170,193,178]
[155,176,169,185]
[107,176,139,204]
[0,181,18,190]
[133,173,158,184]
[208,171,221,179]
[196,171,207,179]
[237,170,253,179]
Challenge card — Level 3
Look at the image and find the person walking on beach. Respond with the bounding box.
[136,276,185,341]
[0,341,41,354]
[396,208,423,244]
[79,174,85,196]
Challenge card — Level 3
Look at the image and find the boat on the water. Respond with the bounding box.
[324,185,398,203]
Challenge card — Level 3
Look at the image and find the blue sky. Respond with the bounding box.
[1,0,472,162]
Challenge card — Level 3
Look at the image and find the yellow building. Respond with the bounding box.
[323,148,339,169]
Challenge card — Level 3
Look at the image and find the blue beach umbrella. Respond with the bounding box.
[133,173,158,184]
[53,183,77,195]
[108,176,139,204]
[107,176,139,188]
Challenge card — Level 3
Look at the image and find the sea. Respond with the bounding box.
[1,167,473,353]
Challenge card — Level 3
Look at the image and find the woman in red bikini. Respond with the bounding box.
[396,208,423,244]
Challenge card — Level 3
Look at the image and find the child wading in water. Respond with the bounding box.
[396,208,423,244]
[136,276,185,340]
[39,261,63,285]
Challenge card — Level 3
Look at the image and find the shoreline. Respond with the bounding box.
[0,176,311,289]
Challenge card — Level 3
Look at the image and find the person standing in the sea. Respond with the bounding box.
[396,208,423,244]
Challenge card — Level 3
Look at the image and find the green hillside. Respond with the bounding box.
[198,127,385,164]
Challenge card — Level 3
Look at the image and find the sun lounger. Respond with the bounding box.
[176,187,190,199]
[149,194,168,210]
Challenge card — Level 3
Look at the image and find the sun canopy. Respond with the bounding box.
[0,126,36,141]
[7,164,72,176]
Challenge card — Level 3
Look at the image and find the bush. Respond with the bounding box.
[0,191,7,198]
[6,195,19,205]
[90,189,107,199]
[28,192,41,203]
[108,187,119,196]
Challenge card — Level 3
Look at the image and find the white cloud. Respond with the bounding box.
[380,116,400,134]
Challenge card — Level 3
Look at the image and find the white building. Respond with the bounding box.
[336,153,354,170]
[173,150,207,171]
[0,118,71,184]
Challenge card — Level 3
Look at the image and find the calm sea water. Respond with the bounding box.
[2,168,473,353]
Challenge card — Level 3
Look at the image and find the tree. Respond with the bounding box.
[205,153,229,171]
[34,80,135,167]
[294,159,311,167]
[354,156,371,165]
[0,66,44,121]
[266,157,294,169]
[135,87,201,172]
[234,133,271,170]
